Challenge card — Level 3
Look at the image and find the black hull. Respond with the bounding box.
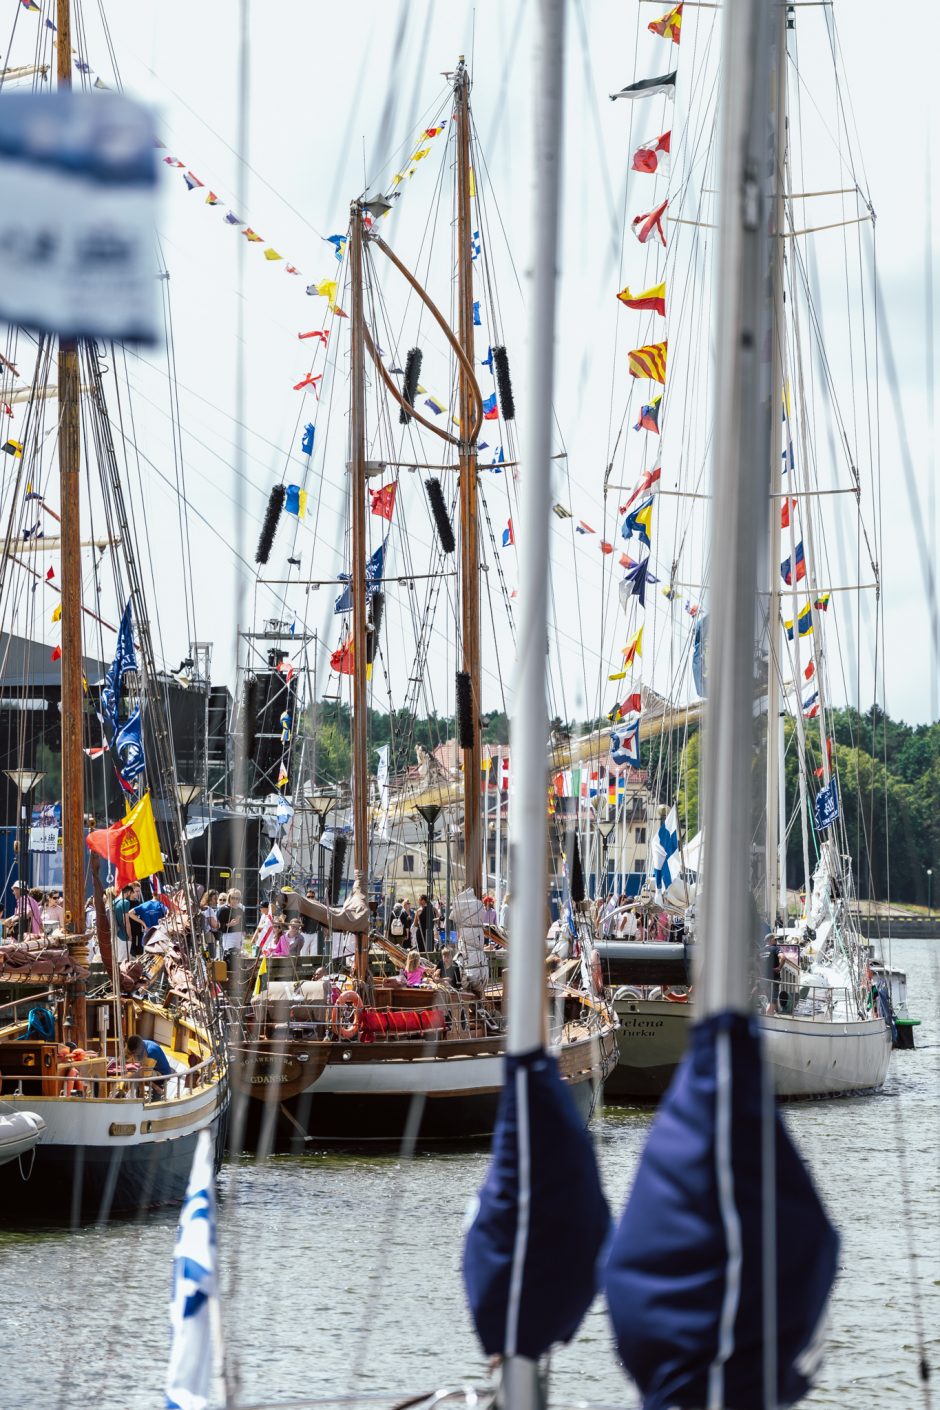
[231,1070,601,1154]
[0,1111,228,1224]
[604,1061,676,1102]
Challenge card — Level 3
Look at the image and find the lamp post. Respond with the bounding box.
[309,789,336,902]
[416,802,443,915]
[4,768,45,936]
[927,867,933,924]
[596,816,616,901]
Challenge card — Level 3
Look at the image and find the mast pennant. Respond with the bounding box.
[610,70,678,101]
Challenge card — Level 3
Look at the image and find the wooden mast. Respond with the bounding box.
[348,199,370,979]
[57,0,87,1043]
[454,58,483,898]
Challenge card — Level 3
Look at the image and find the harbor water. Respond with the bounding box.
[1,937,937,1410]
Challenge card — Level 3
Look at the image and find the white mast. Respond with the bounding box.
[697,0,778,1017]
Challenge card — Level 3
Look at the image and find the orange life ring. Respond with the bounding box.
[331,990,362,1039]
[664,986,691,1003]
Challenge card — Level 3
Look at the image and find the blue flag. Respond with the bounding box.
[611,717,641,767]
[619,556,660,609]
[473,300,481,327]
[301,422,315,455]
[334,539,386,614]
[813,776,839,831]
[692,613,708,698]
[324,233,346,262]
[101,600,137,731]
[114,706,146,784]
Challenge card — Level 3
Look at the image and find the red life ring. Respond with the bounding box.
[332,990,362,1040]
[664,986,691,1003]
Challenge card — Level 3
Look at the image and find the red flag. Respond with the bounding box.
[631,198,669,247]
[285,265,301,275]
[369,483,398,520]
[293,372,322,395]
[45,565,54,580]
[330,638,355,675]
[632,131,671,177]
[781,496,797,528]
[600,541,614,554]
[621,692,643,716]
[298,330,329,343]
[814,737,833,778]
[620,465,662,514]
[50,645,61,662]
[619,553,636,569]
[804,659,815,681]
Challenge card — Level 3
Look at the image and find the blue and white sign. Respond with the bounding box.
[813,777,839,832]
[0,92,157,341]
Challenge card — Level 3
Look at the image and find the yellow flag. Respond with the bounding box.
[314,279,338,311]
[623,625,644,665]
[411,147,430,162]
[243,228,263,242]
[51,603,62,623]
[120,793,163,882]
[608,670,627,681]
[469,166,477,197]
[263,247,282,261]
[391,173,406,187]
[252,955,267,998]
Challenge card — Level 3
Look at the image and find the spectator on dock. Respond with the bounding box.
[217,889,245,955]
[415,895,433,951]
[481,895,498,926]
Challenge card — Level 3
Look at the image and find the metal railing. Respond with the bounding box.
[758,979,862,1022]
[238,995,505,1045]
[0,1044,223,1102]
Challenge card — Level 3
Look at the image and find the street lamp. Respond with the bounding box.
[4,768,45,936]
[309,789,336,901]
[927,868,933,923]
[596,817,616,899]
[416,802,443,919]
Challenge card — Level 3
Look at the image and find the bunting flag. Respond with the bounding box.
[298,329,328,343]
[621,465,662,513]
[325,233,347,262]
[424,126,444,138]
[623,625,644,665]
[50,645,62,662]
[224,211,242,225]
[611,717,642,768]
[620,557,660,608]
[617,281,666,317]
[553,504,572,519]
[628,341,667,383]
[814,592,831,611]
[205,191,219,205]
[634,395,663,434]
[632,198,669,247]
[2,439,23,458]
[803,691,820,718]
[781,495,797,528]
[51,603,62,623]
[243,228,263,242]
[293,372,322,395]
[471,229,481,260]
[263,248,282,261]
[425,395,446,415]
[610,71,678,101]
[308,279,342,312]
[502,519,514,548]
[622,496,655,547]
[600,541,614,555]
[609,671,627,682]
[649,2,683,41]
[301,423,315,455]
[575,522,595,535]
[609,691,643,723]
[804,659,815,681]
[285,485,308,518]
[632,131,671,177]
[480,346,494,371]
[785,603,814,640]
[781,540,806,585]
[330,637,355,675]
[182,171,204,191]
[334,539,386,614]
[163,157,186,169]
[473,301,482,327]
[482,393,499,420]
[620,554,636,569]
[369,483,397,520]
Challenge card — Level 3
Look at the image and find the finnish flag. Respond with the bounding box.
[260,844,285,879]
[165,1132,218,1410]
[650,805,680,892]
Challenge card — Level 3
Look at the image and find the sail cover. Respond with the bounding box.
[464,1048,609,1360]
[604,1012,838,1409]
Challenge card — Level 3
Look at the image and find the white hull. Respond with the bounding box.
[606,995,891,1100]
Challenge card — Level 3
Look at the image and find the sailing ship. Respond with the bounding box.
[227,58,615,1150]
[0,0,227,1220]
[579,0,893,1100]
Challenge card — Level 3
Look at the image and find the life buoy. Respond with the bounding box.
[663,986,691,1003]
[331,990,362,1039]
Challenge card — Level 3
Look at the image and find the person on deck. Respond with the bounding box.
[481,895,498,926]
[286,916,305,957]
[5,882,42,936]
[498,892,510,931]
[125,1032,172,1095]
[130,895,168,950]
[414,895,433,951]
[217,890,245,955]
[438,944,461,988]
[387,898,411,945]
[42,890,64,933]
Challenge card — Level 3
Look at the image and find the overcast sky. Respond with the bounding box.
[3,0,937,729]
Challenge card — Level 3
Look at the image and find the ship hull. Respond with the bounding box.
[0,1080,228,1222]
[605,994,891,1101]
[229,1028,614,1151]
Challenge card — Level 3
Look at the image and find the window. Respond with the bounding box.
[635,827,646,844]
[403,855,415,873]
[633,859,645,873]
[432,858,442,873]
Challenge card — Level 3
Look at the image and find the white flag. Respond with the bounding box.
[165,1131,217,1410]
[259,843,285,878]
